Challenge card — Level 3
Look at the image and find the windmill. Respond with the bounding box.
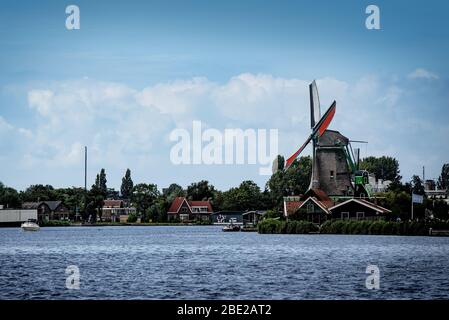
[274,81,371,198]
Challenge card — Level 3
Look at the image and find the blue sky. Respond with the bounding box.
[0,0,448,191]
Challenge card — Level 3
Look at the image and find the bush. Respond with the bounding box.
[127,213,138,223]
[258,219,318,234]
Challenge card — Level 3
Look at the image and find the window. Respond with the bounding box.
[181,207,188,213]
[307,203,314,213]
[330,170,334,179]
[341,212,349,220]
[356,212,365,220]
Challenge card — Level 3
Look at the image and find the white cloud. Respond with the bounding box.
[408,68,439,80]
[0,73,447,190]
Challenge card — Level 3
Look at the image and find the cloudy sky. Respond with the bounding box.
[1,0,448,192]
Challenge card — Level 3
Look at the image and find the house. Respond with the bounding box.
[101,199,136,222]
[283,188,390,223]
[242,210,265,226]
[328,198,391,220]
[167,197,213,221]
[22,201,69,222]
[283,189,335,224]
[210,211,244,224]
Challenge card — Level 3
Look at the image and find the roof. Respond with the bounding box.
[284,201,303,216]
[167,197,188,213]
[22,201,63,211]
[22,202,41,209]
[296,197,331,214]
[45,201,63,211]
[329,198,391,214]
[284,193,335,217]
[103,200,123,208]
[188,200,213,213]
[305,188,332,202]
[167,197,213,214]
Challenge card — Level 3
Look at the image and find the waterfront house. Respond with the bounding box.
[22,201,69,222]
[101,199,136,222]
[328,198,391,220]
[167,197,213,222]
[283,188,391,223]
[210,211,244,224]
[242,210,265,226]
[283,188,335,224]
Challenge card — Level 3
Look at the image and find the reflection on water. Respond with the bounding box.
[0,226,448,299]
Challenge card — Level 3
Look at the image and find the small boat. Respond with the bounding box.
[222,223,240,232]
[21,219,40,231]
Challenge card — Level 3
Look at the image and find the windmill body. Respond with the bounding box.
[281,80,369,198]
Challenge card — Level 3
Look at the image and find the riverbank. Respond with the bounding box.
[258,218,449,236]
[35,221,213,227]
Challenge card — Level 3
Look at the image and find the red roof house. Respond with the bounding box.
[167,197,213,221]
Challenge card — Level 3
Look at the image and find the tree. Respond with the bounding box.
[88,184,105,222]
[437,164,449,190]
[359,156,401,183]
[163,183,185,203]
[20,184,56,202]
[132,183,160,222]
[221,180,262,211]
[266,156,312,210]
[53,187,85,219]
[186,180,215,201]
[96,168,107,195]
[120,169,134,199]
[0,182,21,209]
[411,175,425,195]
[148,198,169,222]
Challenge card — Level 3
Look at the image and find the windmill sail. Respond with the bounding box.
[309,80,321,129]
[284,101,336,170]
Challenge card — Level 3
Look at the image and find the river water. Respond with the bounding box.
[0,226,448,299]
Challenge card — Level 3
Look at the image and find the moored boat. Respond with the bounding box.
[222,223,240,232]
[21,219,40,231]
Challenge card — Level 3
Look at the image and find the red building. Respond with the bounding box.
[167,197,213,222]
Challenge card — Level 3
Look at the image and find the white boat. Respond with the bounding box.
[21,219,40,231]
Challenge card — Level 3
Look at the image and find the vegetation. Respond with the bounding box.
[319,220,449,236]
[40,220,71,227]
[120,168,134,200]
[1,157,448,226]
[258,218,319,234]
[359,156,401,184]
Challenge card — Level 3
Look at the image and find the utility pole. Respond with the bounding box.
[84,146,87,221]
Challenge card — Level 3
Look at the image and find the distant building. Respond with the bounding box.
[22,201,69,222]
[0,208,37,226]
[101,199,136,222]
[369,175,392,193]
[283,188,335,224]
[328,198,391,220]
[210,211,244,224]
[283,188,391,223]
[167,197,213,222]
[424,179,436,191]
[242,210,265,226]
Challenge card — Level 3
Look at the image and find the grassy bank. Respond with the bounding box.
[258,219,449,236]
[41,220,71,227]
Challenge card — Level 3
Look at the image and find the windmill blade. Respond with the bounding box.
[283,101,336,171]
[313,101,336,137]
[309,80,321,129]
[284,134,313,170]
